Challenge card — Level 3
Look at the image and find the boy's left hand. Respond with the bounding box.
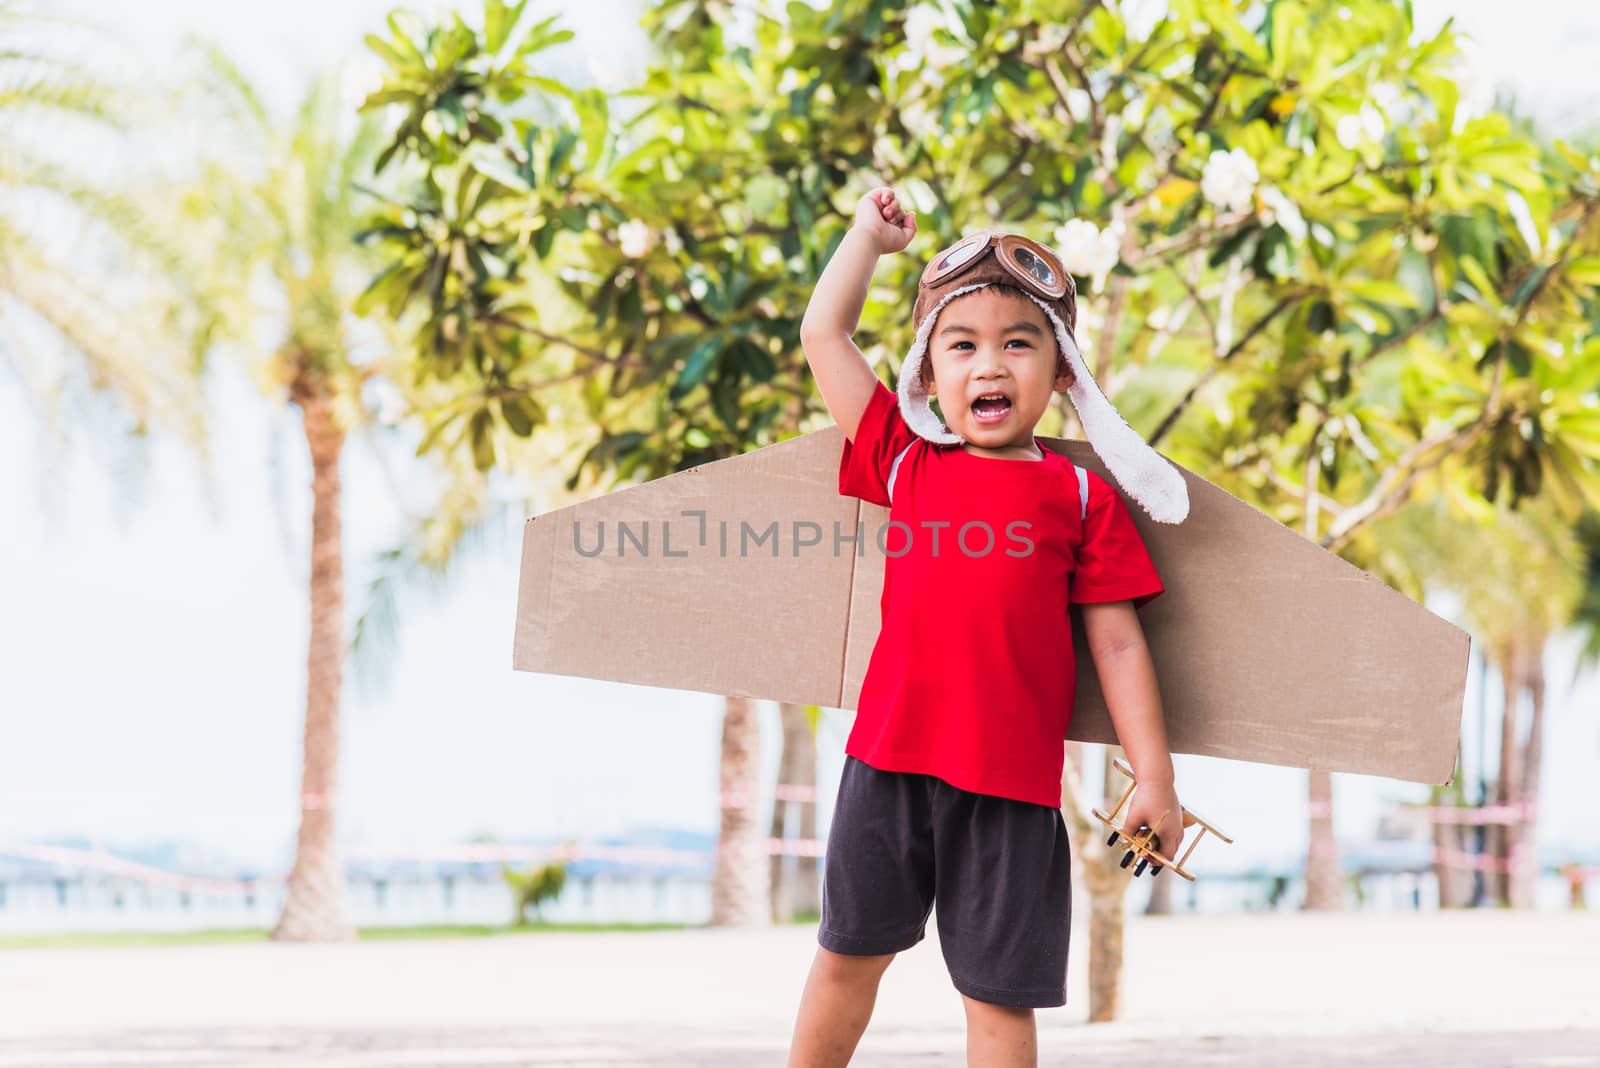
[1121,781,1184,875]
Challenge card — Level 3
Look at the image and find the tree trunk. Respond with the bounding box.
[769,703,818,923]
[1510,647,1546,909]
[1301,769,1345,910]
[1061,742,1132,1023]
[710,696,767,927]
[1432,816,1474,908]
[1492,643,1525,907]
[1431,771,1475,909]
[272,389,354,943]
[1143,859,1176,914]
[793,719,820,919]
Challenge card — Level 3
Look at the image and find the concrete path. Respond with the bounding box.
[1,911,1596,1065]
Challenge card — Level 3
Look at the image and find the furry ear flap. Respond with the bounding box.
[1055,328,1189,524]
[894,282,1190,524]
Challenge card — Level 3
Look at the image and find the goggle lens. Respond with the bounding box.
[1012,246,1058,289]
[933,235,987,276]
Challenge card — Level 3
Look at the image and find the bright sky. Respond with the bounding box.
[3,1,1597,873]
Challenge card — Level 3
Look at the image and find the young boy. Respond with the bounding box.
[788,187,1190,1068]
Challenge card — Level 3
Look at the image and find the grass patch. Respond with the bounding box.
[0,921,698,950]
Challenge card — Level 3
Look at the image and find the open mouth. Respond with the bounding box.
[970,392,1013,423]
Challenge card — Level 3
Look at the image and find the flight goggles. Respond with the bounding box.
[918,229,1074,304]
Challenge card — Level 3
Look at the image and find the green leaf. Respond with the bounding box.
[1254,225,1295,279]
[415,409,464,456]
[734,338,777,382]
[1456,256,1501,309]
[470,408,496,470]
[1346,279,1421,310]
[576,88,609,169]
[501,394,543,437]
[671,337,721,401]
[1564,257,1600,287]
[484,0,527,53]
[1208,5,1267,64]
[470,156,533,192]
[1268,0,1305,81]
[996,55,1033,88]
[1209,223,1260,268]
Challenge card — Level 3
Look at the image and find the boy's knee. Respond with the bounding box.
[815,945,896,984]
[961,993,1035,1020]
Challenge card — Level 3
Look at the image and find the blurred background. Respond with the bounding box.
[1,0,1596,961]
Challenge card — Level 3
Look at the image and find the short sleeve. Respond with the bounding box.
[837,378,920,507]
[1070,470,1164,608]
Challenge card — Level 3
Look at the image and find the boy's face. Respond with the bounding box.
[920,288,1074,452]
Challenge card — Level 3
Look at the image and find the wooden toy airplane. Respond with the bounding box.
[1091,758,1234,881]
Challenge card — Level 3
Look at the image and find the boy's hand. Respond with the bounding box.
[1121,780,1184,876]
[853,187,917,255]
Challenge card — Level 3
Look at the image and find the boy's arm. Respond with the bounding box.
[1082,600,1184,861]
[799,225,885,442]
[1082,601,1172,784]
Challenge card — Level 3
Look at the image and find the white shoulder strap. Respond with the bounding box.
[886,442,916,505]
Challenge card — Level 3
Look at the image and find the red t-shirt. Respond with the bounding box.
[837,378,1164,808]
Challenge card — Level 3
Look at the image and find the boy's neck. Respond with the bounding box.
[961,436,1045,462]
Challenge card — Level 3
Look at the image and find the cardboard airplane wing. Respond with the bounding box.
[512,426,1469,785]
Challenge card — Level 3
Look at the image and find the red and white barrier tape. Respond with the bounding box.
[1401,802,1538,825]
[0,843,267,894]
[1429,844,1536,875]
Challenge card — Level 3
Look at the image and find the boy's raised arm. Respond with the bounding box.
[800,188,917,442]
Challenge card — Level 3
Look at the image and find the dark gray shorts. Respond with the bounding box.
[817,755,1072,1008]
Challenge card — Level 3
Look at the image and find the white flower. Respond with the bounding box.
[619,219,655,258]
[368,381,408,427]
[1335,113,1364,150]
[1361,105,1386,142]
[1258,186,1305,241]
[338,56,386,112]
[903,3,966,70]
[1053,218,1122,279]
[1065,87,1092,123]
[1336,106,1386,149]
[900,95,938,137]
[1119,0,1165,41]
[662,227,683,256]
[1201,148,1259,213]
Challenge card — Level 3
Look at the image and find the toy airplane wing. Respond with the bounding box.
[512,425,1469,785]
[1092,757,1236,880]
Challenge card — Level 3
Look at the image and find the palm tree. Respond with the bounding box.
[1061,742,1142,1021]
[1365,496,1584,907]
[710,696,768,927]
[164,46,400,941]
[0,4,217,456]
[768,702,821,923]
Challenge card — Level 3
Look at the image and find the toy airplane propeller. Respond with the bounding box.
[1091,758,1234,881]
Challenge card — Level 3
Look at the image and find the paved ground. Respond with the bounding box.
[1,912,1597,1066]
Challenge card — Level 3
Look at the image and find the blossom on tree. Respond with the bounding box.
[1201,147,1259,213]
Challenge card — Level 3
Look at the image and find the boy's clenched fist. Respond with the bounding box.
[853,186,917,255]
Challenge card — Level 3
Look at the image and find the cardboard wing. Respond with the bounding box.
[513,426,1469,785]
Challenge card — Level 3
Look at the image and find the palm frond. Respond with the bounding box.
[348,463,522,699]
[0,240,210,449]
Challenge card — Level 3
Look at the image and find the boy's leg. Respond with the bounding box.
[786,946,897,1067]
[929,782,1071,1064]
[960,995,1037,1068]
[792,755,937,1066]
